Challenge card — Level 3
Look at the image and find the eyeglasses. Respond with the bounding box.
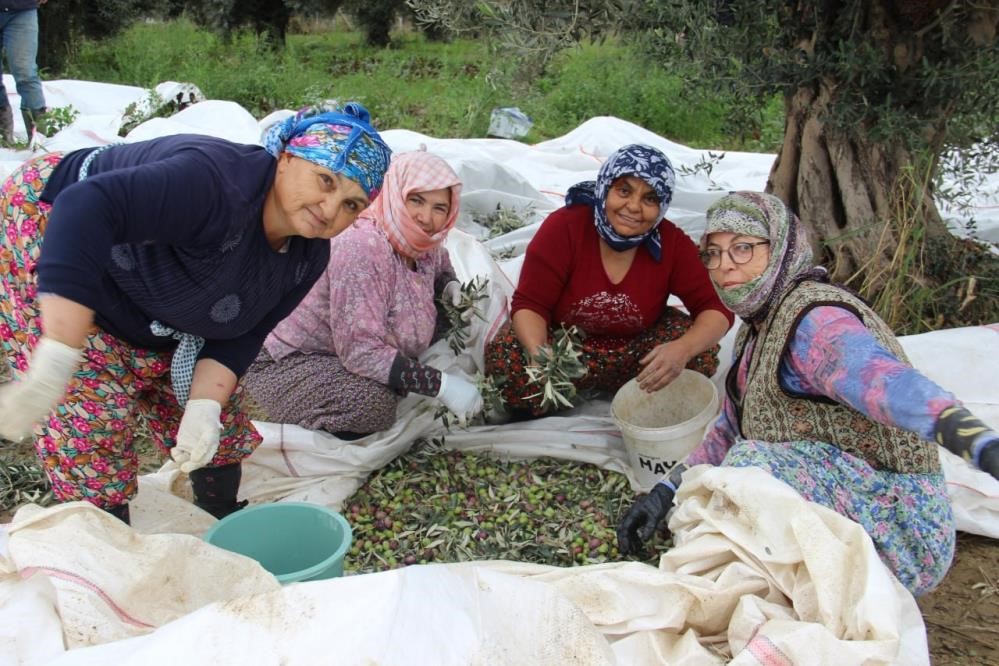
[699,241,770,269]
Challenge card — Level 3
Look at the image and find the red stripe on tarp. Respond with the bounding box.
[745,635,794,666]
[20,566,155,629]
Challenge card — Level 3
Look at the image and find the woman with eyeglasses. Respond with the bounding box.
[618,191,999,596]
[484,144,733,417]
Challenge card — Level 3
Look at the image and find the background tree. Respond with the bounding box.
[641,0,998,331]
[339,0,402,47]
[409,0,999,332]
[38,0,156,72]
[409,1,628,79]
[181,0,344,48]
[177,0,436,49]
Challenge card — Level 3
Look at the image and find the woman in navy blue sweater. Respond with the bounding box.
[0,104,391,524]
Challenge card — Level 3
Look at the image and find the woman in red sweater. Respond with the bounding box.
[485,144,733,416]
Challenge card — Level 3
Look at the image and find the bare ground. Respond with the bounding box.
[918,533,999,664]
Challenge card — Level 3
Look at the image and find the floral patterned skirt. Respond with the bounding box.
[484,307,719,415]
[0,153,260,509]
[723,438,955,596]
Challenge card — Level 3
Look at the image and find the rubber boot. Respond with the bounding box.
[106,503,131,525]
[21,107,45,141]
[0,105,13,145]
[189,462,248,519]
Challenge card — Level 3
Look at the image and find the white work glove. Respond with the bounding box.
[441,280,475,322]
[171,398,222,473]
[0,337,82,441]
[436,373,483,426]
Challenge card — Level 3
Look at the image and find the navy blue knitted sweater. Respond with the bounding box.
[38,134,330,377]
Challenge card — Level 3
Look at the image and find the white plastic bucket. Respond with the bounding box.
[611,370,719,490]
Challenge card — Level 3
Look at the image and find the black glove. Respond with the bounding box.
[978,439,999,481]
[935,407,994,462]
[616,483,675,556]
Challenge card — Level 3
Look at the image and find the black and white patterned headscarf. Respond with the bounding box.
[565,144,675,261]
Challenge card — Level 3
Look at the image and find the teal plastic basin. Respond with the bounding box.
[204,502,352,584]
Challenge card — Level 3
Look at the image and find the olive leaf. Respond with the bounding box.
[0,459,53,513]
[438,275,490,356]
[472,202,533,239]
[524,324,587,412]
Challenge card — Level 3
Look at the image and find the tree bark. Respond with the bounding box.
[766,78,912,287]
[764,77,998,332]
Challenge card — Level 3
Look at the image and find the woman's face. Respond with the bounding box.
[604,176,661,237]
[272,153,370,241]
[704,231,771,289]
[404,187,452,234]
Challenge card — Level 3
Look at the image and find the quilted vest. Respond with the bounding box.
[729,281,940,474]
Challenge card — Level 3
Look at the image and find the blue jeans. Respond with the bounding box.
[0,8,45,111]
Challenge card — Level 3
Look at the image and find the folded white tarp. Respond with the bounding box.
[2,466,931,665]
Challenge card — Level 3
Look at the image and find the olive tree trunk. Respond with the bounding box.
[766,80,951,287]
[761,0,999,330]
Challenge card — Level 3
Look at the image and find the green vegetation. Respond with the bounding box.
[60,18,779,149]
[344,437,665,573]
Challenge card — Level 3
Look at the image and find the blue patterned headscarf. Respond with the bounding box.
[565,144,675,261]
[262,102,392,199]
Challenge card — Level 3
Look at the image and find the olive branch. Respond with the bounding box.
[524,325,587,412]
[438,275,489,356]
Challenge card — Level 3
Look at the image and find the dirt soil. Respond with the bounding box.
[1,435,997,662]
[918,533,999,664]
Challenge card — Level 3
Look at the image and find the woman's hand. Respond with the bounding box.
[617,483,675,555]
[171,399,222,473]
[436,373,484,426]
[511,309,549,362]
[0,338,83,440]
[637,340,690,392]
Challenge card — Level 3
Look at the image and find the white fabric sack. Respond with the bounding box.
[1,467,928,665]
[4,502,280,649]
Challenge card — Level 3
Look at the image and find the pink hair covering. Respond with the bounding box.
[360,151,462,259]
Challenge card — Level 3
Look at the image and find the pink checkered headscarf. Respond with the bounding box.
[360,151,462,259]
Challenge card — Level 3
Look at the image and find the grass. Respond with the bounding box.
[59,18,781,151]
[850,158,999,334]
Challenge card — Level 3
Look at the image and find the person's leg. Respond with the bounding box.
[485,322,621,416]
[723,439,956,596]
[243,348,398,435]
[0,155,56,382]
[31,328,149,523]
[484,324,550,416]
[629,307,720,380]
[0,13,12,144]
[141,357,262,518]
[574,336,639,395]
[0,106,13,145]
[4,10,46,134]
[570,306,721,397]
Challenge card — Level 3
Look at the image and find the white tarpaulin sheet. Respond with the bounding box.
[1,77,998,664]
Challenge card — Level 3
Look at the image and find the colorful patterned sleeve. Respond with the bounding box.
[683,397,740,467]
[782,306,960,441]
[327,228,401,384]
